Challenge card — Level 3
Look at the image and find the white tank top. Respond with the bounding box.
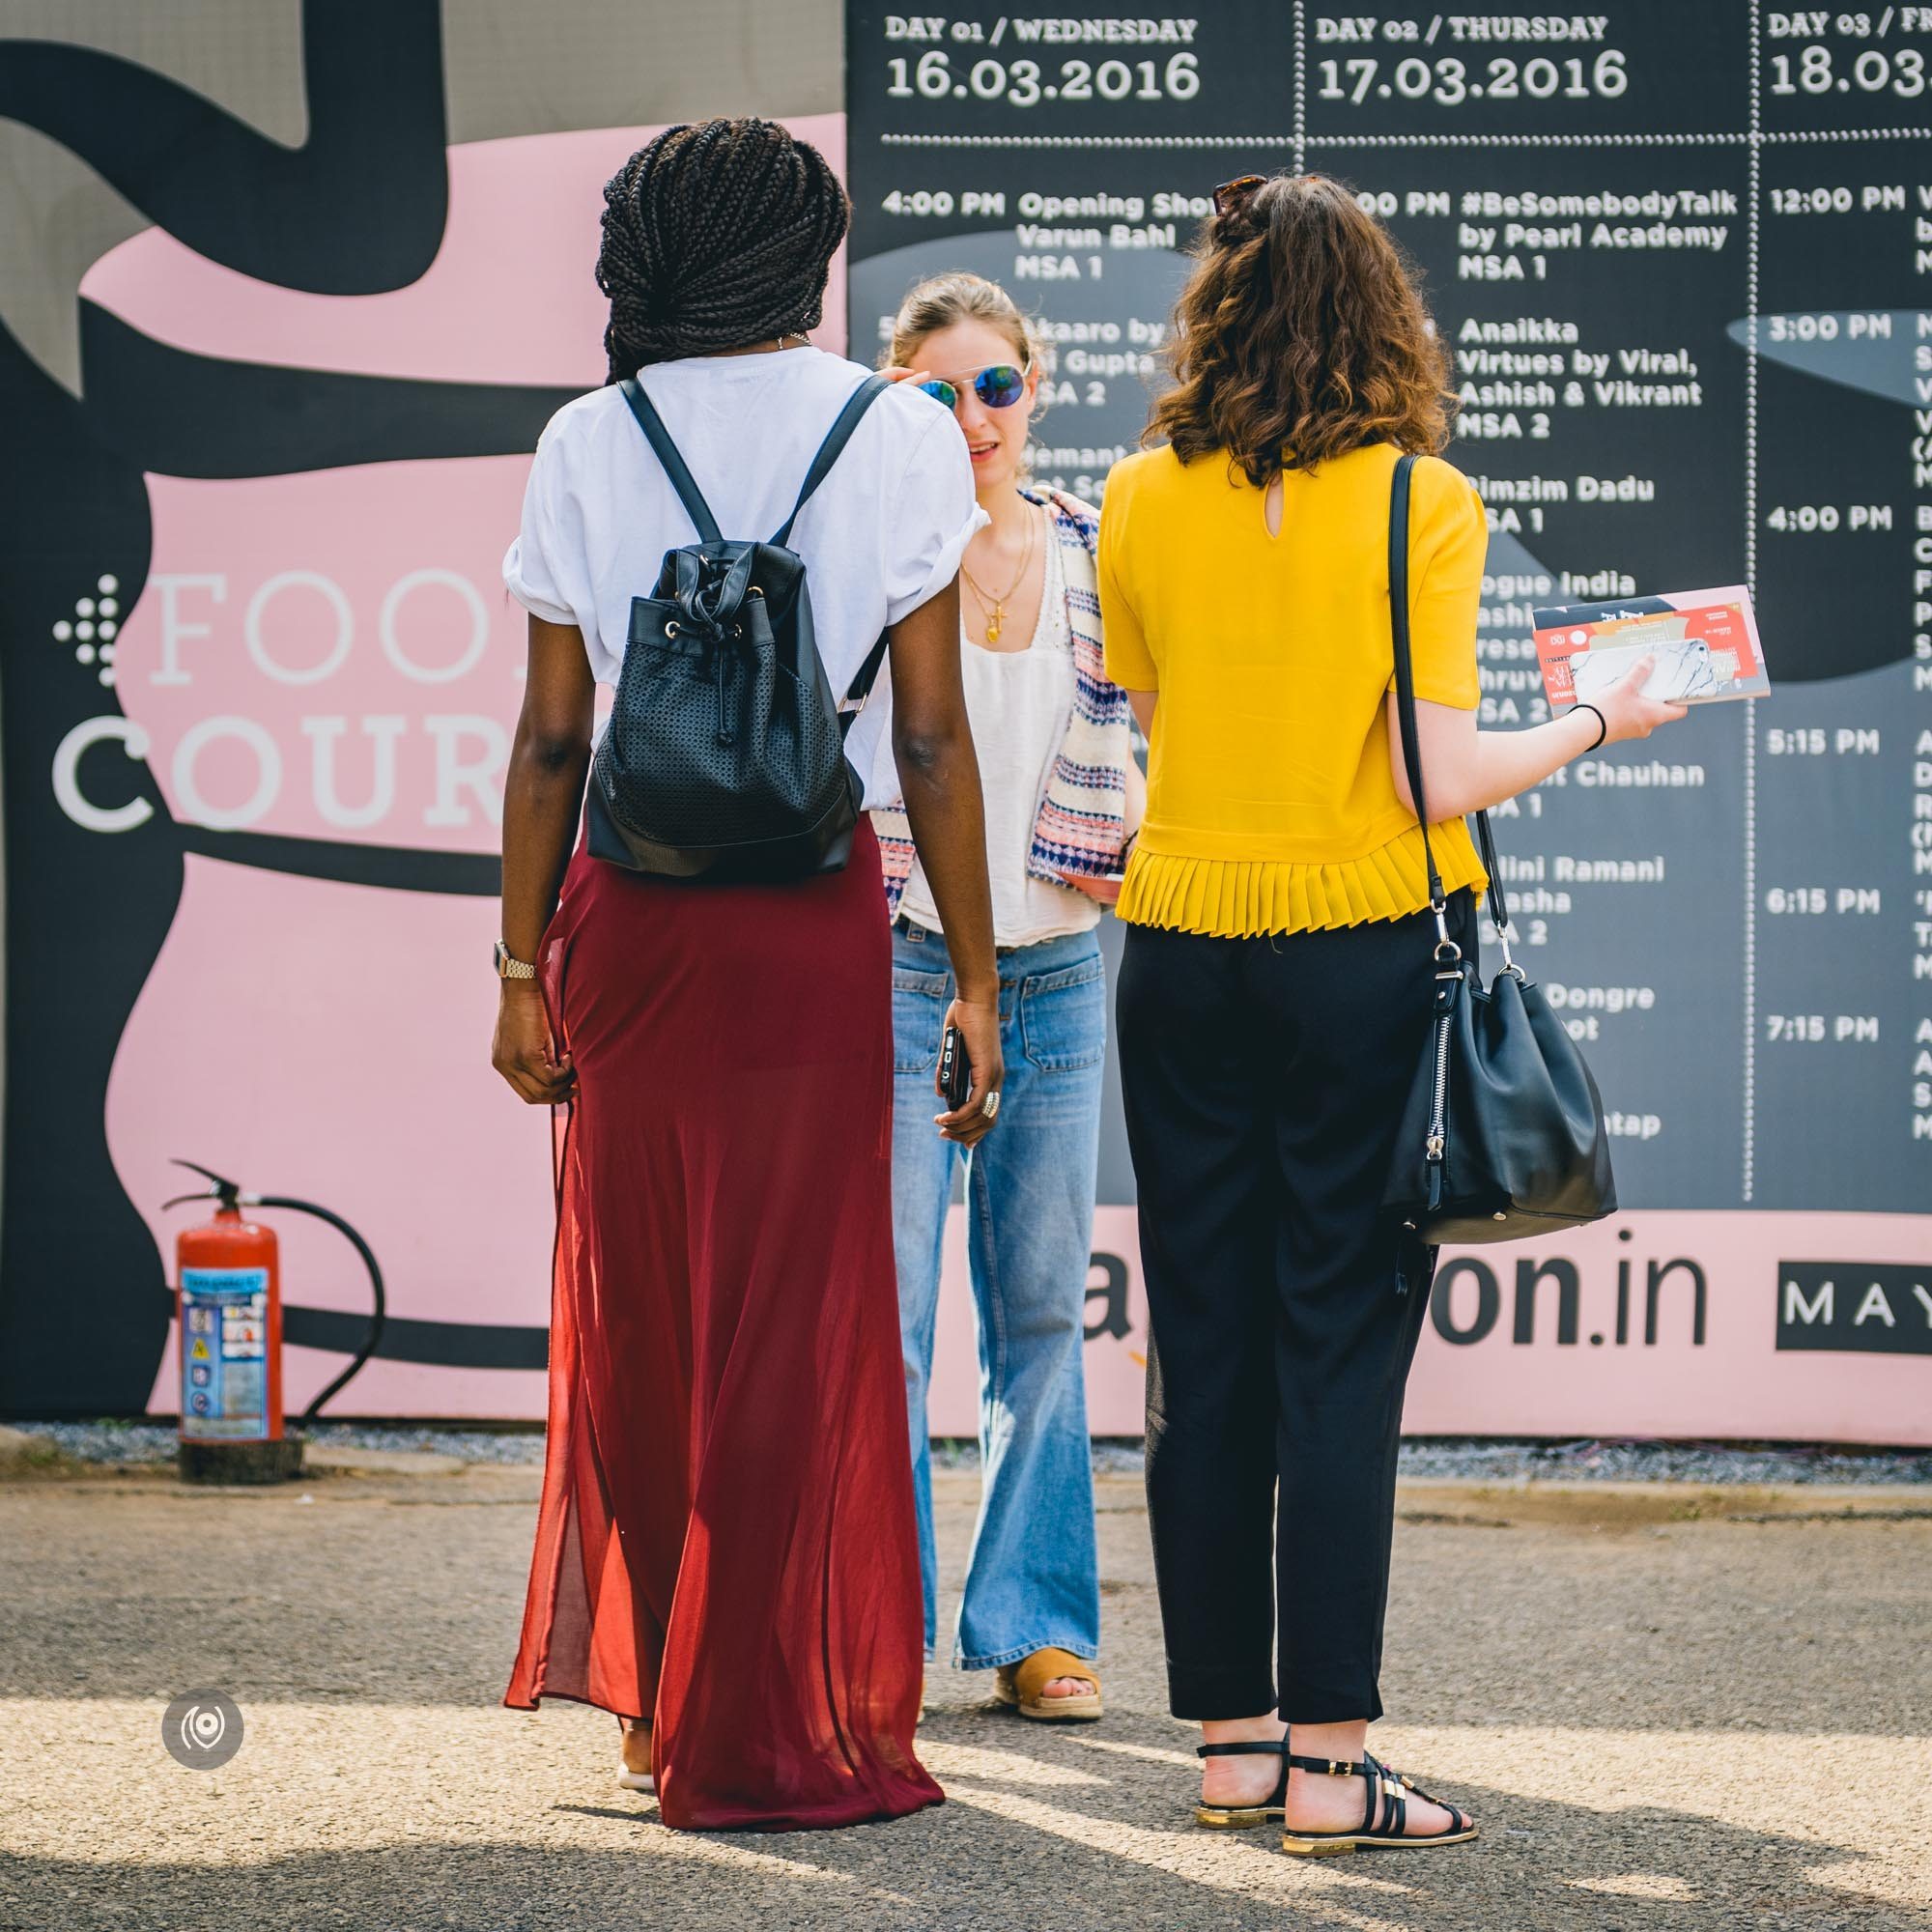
[899,522,1100,947]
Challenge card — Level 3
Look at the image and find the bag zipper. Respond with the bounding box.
[1397,980,1454,1292]
[1426,1008,1451,1165]
[1424,971,1457,1214]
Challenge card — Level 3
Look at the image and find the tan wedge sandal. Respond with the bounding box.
[992,1648,1103,1721]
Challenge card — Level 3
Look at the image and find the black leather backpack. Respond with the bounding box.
[584,372,893,881]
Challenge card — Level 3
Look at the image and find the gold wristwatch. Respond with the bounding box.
[494,939,536,980]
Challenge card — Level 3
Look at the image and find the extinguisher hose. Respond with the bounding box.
[249,1195,387,1426]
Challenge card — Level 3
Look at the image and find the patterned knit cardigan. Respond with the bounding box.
[871,486,1136,920]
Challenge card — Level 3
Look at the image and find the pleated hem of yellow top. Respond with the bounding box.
[1118,820,1491,938]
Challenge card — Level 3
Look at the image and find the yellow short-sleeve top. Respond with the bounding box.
[1097,440,1490,937]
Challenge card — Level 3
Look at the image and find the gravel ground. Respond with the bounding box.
[1,1459,1927,1931]
[13,1419,1931,1486]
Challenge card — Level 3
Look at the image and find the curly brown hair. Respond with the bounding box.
[1146,173,1455,485]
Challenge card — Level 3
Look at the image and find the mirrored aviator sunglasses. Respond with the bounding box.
[919,362,1030,411]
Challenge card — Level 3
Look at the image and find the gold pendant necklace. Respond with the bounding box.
[960,505,1037,645]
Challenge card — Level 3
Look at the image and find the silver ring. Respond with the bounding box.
[980,1091,1002,1121]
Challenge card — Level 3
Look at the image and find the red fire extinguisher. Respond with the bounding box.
[163,1159,386,1486]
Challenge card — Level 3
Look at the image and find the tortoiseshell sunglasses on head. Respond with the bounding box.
[1211,174,1266,217]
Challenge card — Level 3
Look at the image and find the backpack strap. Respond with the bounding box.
[839,628,892,722]
[770,374,893,548]
[619,377,724,549]
[792,374,895,719]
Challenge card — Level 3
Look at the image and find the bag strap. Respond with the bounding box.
[621,371,892,553]
[771,374,892,547]
[1470,807,1511,937]
[1386,454,1442,915]
[785,374,894,720]
[618,377,724,549]
[1387,454,1515,958]
[841,629,892,715]
[620,370,895,723]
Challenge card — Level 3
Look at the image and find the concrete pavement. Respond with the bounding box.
[1,1454,1927,1930]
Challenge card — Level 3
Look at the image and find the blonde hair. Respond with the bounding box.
[885,270,1053,377]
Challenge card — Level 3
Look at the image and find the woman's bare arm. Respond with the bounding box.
[1060,698,1149,905]
[492,614,595,1105]
[1123,739,1148,832]
[1388,655,1686,822]
[888,577,1004,1146]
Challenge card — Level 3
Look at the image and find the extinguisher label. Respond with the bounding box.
[180,1267,270,1440]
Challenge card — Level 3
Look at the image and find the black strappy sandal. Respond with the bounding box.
[1193,1737,1289,1829]
[1278,1747,1478,1856]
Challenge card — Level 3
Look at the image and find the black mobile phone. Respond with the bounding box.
[938,1022,972,1111]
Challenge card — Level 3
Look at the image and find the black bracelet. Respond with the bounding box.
[1573,701,1607,752]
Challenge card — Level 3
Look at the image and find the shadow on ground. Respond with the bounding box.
[1,1464,1927,1929]
[5,1707,1918,1932]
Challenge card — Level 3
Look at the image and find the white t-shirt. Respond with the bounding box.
[898,516,1100,946]
[501,347,985,809]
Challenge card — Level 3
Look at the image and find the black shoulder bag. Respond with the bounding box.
[1380,451,1618,1251]
[584,374,894,882]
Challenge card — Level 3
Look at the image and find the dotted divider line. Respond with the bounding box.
[1293,0,1307,173]
[1310,128,1929,145]
[1744,0,1761,1206]
[880,132,1297,147]
[881,128,1930,149]
[883,130,1748,148]
[1763,124,1932,141]
[1308,131,1752,146]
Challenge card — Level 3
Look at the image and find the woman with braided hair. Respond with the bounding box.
[493,119,997,1831]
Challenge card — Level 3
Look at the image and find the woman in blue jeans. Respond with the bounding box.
[872,272,1142,1717]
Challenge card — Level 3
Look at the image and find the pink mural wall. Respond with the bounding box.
[84,119,1930,1445]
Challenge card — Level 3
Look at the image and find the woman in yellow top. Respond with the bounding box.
[1097,172,1683,1857]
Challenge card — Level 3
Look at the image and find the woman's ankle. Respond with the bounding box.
[1283,1719,1367,1764]
[1200,1711,1286,1744]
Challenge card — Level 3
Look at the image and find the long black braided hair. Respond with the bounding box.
[596,119,850,381]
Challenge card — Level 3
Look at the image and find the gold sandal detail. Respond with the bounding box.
[1277,1747,1478,1856]
[992,1648,1103,1721]
[1194,1737,1289,1829]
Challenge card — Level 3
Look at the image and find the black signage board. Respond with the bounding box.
[1776,1261,1932,1352]
[846,3,1932,1213]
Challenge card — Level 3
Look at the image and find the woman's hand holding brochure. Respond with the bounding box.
[1584,653,1690,745]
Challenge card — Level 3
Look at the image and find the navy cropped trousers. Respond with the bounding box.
[1116,888,1479,1724]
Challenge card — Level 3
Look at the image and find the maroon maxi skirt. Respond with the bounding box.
[502,819,943,1832]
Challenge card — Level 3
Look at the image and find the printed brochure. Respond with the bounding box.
[1531,585,1768,709]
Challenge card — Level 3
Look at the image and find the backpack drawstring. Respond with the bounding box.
[713,643,735,748]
